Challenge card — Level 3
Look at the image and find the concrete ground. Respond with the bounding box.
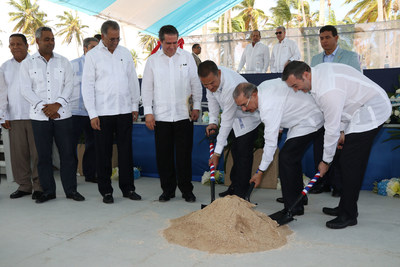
[0,173,399,267]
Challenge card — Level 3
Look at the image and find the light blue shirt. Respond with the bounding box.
[323,45,340,63]
[70,55,88,116]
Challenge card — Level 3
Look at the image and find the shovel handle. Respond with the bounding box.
[245,182,255,202]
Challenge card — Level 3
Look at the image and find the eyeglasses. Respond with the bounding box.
[106,37,121,43]
[275,31,283,35]
[240,94,252,108]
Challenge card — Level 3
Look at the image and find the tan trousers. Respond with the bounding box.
[9,120,41,192]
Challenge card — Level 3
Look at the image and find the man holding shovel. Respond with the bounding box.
[198,60,261,199]
[282,61,391,229]
[233,80,324,220]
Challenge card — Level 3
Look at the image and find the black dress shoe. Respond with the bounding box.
[159,192,175,202]
[322,206,339,216]
[35,194,56,203]
[326,215,357,229]
[309,183,331,194]
[276,196,308,205]
[66,191,85,201]
[182,192,196,203]
[123,191,142,200]
[269,207,304,221]
[32,191,43,200]
[219,188,234,197]
[103,193,114,204]
[10,190,31,199]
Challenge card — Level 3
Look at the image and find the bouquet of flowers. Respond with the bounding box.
[373,177,400,197]
[201,170,224,185]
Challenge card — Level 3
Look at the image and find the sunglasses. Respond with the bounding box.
[275,31,283,35]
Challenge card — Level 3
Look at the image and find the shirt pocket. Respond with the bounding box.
[29,69,44,88]
[54,67,65,81]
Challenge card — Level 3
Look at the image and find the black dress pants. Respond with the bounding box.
[71,115,96,179]
[338,126,382,219]
[31,118,77,195]
[94,113,135,196]
[279,127,324,210]
[154,120,193,195]
[230,126,259,198]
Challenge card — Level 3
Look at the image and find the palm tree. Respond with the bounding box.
[55,11,88,55]
[130,49,141,68]
[269,0,293,28]
[318,0,326,25]
[139,33,158,57]
[343,0,396,22]
[8,0,48,44]
[232,0,268,31]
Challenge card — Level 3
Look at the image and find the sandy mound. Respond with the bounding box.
[163,195,292,254]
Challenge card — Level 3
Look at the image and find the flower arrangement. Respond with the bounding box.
[386,88,400,124]
[201,170,224,185]
[373,177,400,197]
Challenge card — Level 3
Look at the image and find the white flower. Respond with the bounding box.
[396,89,400,94]
[395,110,400,116]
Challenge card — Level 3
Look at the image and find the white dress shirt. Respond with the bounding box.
[237,42,270,73]
[70,55,88,116]
[141,48,202,122]
[257,78,324,171]
[207,67,261,154]
[270,38,301,73]
[82,41,140,119]
[310,63,391,163]
[20,52,73,121]
[1,56,31,120]
[0,69,6,123]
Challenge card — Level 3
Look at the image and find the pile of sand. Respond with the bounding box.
[163,195,292,254]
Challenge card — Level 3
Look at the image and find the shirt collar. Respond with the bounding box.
[324,45,339,57]
[159,47,182,57]
[33,51,57,61]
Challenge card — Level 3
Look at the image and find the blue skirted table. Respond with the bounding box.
[132,123,400,190]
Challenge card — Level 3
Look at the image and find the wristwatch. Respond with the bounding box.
[322,160,332,166]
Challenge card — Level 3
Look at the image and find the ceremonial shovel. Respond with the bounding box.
[270,172,321,226]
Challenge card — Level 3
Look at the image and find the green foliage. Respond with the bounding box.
[8,0,48,44]
[55,10,88,46]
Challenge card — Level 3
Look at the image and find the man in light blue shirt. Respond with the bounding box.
[70,37,99,183]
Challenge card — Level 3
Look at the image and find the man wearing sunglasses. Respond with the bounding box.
[198,60,261,199]
[270,26,301,73]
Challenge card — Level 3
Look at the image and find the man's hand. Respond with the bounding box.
[205,123,218,137]
[42,103,61,118]
[250,172,263,188]
[132,111,139,122]
[191,109,199,122]
[91,117,101,130]
[1,120,11,129]
[337,132,345,149]
[209,154,220,169]
[318,161,330,177]
[145,114,156,130]
[49,113,60,120]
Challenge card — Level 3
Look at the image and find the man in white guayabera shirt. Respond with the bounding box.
[142,25,202,203]
[237,30,270,73]
[1,33,42,200]
[82,20,141,204]
[233,79,324,220]
[20,27,84,203]
[198,60,261,198]
[282,61,391,229]
[270,26,301,73]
